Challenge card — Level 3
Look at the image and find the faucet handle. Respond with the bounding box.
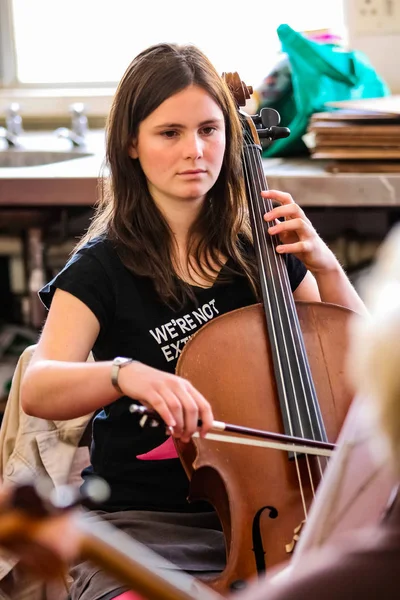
[69,102,88,138]
[54,103,89,147]
[6,102,21,116]
[69,102,85,116]
[5,102,23,136]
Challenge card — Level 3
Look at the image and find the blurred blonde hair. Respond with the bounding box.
[347,223,400,477]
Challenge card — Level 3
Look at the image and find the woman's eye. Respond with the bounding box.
[162,130,178,138]
[201,127,216,136]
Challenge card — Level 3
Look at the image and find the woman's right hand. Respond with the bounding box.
[118,362,214,442]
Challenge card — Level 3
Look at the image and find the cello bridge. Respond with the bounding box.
[285,519,306,554]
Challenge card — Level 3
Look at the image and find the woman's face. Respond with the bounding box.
[129,85,226,210]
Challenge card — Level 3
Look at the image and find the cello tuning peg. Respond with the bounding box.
[258,126,291,141]
[250,114,262,126]
[260,107,281,128]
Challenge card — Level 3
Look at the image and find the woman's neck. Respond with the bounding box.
[155,196,205,251]
[152,195,227,287]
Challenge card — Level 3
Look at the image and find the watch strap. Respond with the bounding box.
[111,357,134,395]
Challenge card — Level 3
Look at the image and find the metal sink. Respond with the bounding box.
[0,150,93,168]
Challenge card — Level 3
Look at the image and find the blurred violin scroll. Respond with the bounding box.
[0,481,220,600]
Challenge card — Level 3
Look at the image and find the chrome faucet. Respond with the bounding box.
[56,102,88,147]
[0,103,23,147]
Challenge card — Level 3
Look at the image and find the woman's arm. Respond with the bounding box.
[21,288,213,440]
[293,269,368,316]
[21,288,120,420]
[310,262,368,315]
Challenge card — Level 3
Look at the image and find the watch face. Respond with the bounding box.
[115,357,131,366]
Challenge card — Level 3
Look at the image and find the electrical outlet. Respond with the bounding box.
[354,0,400,35]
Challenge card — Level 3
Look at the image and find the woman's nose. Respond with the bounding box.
[184,134,203,159]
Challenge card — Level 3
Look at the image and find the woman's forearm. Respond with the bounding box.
[21,360,121,420]
[314,263,369,316]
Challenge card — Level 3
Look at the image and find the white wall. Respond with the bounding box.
[344,0,400,93]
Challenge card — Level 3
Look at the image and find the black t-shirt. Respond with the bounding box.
[39,236,307,512]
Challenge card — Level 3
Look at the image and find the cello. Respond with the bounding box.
[168,73,358,593]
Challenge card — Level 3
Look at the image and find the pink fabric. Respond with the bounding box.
[136,436,178,460]
[113,592,144,600]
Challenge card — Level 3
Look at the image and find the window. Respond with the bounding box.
[0,0,346,119]
[0,0,345,117]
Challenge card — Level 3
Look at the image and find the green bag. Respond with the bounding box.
[262,24,390,157]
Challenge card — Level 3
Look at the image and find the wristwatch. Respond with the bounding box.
[111,356,134,395]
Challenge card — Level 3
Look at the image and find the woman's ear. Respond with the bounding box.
[128,141,138,159]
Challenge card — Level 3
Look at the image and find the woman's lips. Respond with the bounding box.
[179,169,206,175]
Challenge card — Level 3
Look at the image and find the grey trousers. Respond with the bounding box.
[68,510,226,600]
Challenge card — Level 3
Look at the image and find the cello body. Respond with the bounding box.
[175,300,355,592]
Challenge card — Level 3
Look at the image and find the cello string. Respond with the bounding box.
[243,137,315,509]
[243,138,311,428]
[247,139,327,481]
[242,127,324,504]
[246,137,323,445]
[241,139,296,438]
[264,187,329,476]
[242,132,309,517]
[242,139,299,432]
[251,140,329,486]
[243,132,314,441]
[242,134,304,437]
[245,137,325,491]
[259,168,327,479]
[276,262,327,477]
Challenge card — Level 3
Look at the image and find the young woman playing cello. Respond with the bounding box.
[21,42,366,600]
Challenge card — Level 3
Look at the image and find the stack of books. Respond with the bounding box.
[304,96,400,172]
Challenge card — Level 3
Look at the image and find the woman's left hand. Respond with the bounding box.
[262,190,337,274]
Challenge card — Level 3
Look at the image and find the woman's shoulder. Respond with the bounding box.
[39,234,118,322]
[71,234,129,276]
[75,234,117,261]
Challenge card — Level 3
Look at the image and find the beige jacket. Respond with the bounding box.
[0,344,93,598]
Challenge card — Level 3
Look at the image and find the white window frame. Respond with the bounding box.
[0,0,17,87]
[0,0,114,119]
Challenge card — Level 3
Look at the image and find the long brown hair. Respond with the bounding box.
[78,42,258,306]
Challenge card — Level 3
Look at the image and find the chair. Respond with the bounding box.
[0,344,93,600]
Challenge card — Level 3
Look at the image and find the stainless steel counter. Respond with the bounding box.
[1,145,400,207]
